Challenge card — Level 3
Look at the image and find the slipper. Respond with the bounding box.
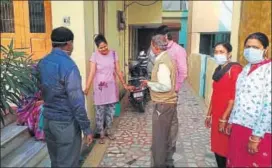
[99,137,105,144]
[108,134,116,140]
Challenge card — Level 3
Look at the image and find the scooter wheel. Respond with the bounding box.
[138,101,145,113]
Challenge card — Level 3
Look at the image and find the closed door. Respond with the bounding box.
[0,0,23,49]
[0,0,52,60]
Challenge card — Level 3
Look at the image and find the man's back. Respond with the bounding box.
[41,26,92,168]
[38,48,80,121]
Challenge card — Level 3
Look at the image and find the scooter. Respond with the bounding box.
[128,59,149,113]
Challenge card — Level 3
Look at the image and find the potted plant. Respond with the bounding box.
[0,40,39,125]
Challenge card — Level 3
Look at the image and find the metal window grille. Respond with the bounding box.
[0,0,15,33]
[28,0,46,33]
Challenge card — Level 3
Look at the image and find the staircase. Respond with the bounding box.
[0,113,51,167]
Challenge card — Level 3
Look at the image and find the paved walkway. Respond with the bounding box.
[94,82,217,167]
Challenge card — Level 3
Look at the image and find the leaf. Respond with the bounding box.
[8,105,15,115]
[1,100,10,115]
[7,92,21,104]
[0,45,9,54]
[8,40,14,51]
[0,40,39,123]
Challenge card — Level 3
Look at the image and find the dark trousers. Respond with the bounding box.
[44,118,82,167]
[151,103,178,167]
[215,153,226,168]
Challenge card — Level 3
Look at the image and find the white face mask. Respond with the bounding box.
[62,50,72,56]
[244,48,264,64]
[214,54,228,65]
[52,41,73,56]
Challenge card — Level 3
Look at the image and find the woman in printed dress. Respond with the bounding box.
[226,32,271,167]
[84,34,133,144]
[205,42,242,168]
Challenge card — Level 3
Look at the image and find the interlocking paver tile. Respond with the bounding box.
[99,82,216,167]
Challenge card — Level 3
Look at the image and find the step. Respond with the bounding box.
[36,155,51,167]
[1,123,30,159]
[36,139,94,167]
[1,112,17,129]
[1,138,48,167]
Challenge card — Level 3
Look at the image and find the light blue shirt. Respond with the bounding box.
[229,62,271,137]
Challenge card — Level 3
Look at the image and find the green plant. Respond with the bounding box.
[0,40,39,125]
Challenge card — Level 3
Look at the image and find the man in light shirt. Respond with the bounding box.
[141,34,178,168]
[158,25,187,91]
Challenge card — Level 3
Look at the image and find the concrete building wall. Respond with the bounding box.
[230,1,242,62]
[127,1,162,25]
[187,53,201,94]
[51,1,128,128]
[51,1,95,123]
[204,58,218,105]
[187,1,233,56]
[179,11,188,48]
[186,1,234,105]
[191,1,221,33]
[237,1,271,65]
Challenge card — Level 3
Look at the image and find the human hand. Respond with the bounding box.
[123,84,130,91]
[83,88,89,95]
[218,122,226,133]
[225,124,232,135]
[84,134,93,147]
[140,80,148,87]
[127,85,136,92]
[205,117,212,128]
[248,136,261,154]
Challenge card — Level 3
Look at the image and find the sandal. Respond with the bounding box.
[105,129,116,140]
[108,134,116,140]
[99,137,105,144]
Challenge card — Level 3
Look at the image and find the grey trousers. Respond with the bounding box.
[151,103,178,167]
[44,118,82,168]
[95,103,115,136]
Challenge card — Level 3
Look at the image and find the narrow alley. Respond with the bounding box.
[87,82,216,167]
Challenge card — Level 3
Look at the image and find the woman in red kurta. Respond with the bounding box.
[205,42,242,168]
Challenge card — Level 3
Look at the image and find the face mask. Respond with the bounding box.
[63,50,72,56]
[214,54,228,65]
[52,41,73,56]
[244,48,264,64]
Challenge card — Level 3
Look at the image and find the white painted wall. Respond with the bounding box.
[51,1,96,122]
[218,1,233,31]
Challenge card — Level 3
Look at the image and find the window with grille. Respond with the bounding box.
[28,0,46,33]
[162,0,188,11]
[0,0,15,33]
[199,32,231,56]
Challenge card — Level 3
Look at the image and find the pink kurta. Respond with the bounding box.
[90,50,119,105]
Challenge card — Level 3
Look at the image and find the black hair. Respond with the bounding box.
[153,25,173,40]
[244,32,269,49]
[214,42,233,53]
[51,27,74,48]
[94,34,107,47]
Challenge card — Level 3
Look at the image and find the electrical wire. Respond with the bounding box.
[125,0,159,9]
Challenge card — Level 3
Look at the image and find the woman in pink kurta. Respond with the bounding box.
[84,34,132,144]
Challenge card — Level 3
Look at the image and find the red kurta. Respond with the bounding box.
[210,64,242,157]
